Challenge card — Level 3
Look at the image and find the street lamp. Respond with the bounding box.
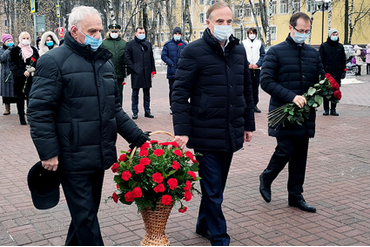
[315,0,332,44]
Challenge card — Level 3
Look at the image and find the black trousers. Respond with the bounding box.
[261,136,309,202]
[323,98,336,111]
[249,69,261,106]
[195,150,233,246]
[168,79,175,108]
[131,88,150,114]
[61,169,105,246]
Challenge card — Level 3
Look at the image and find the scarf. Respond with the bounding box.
[18,32,33,62]
[134,36,148,51]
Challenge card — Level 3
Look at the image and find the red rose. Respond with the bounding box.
[188,171,196,180]
[184,191,193,202]
[159,142,170,146]
[334,90,342,100]
[161,195,172,205]
[172,161,181,170]
[122,82,126,86]
[112,192,118,203]
[150,140,158,144]
[111,162,120,173]
[152,172,164,183]
[134,164,145,174]
[173,149,183,157]
[178,43,183,46]
[116,183,120,189]
[124,191,134,202]
[185,151,194,160]
[140,157,151,166]
[141,142,150,149]
[184,180,192,191]
[167,178,178,190]
[153,149,165,157]
[121,171,132,181]
[132,187,143,198]
[171,142,179,147]
[118,154,127,162]
[139,149,148,156]
[31,57,36,62]
[154,183,165,193]
[178,206,187,213]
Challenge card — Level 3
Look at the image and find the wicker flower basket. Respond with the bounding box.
[140,201,174,246]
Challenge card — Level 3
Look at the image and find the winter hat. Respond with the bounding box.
[328,28,338,37]
[2,33,13,44]
[173,27,182,35]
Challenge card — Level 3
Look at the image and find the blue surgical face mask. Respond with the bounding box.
[173,35,181,41]
[46,41,54,47]
[6,42,14,47]
[330,36,338,42]
[210,21,233,42]
[84,34,102,51]
[292,32,309,44]
[138,34,146,40]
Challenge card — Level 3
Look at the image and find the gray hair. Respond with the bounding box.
[68,6,100,31]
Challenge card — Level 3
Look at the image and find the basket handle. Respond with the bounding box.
[129,131,175,160]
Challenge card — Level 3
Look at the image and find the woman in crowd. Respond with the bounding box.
[39,31,59,56]
[9,31,39,125]
[366,44,370,75]
[0,34,17,115]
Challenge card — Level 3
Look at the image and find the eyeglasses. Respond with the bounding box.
[293,26,311,35]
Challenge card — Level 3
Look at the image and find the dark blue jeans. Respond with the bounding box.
[194,150,233,246]
[131,88,151,114]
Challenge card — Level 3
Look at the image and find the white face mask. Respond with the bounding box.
[210,22,233,42]
[110,33,119,39]
[249,34,256,40]
[173,35,181,41]
[138,34,146,40]
[21,39,31,46]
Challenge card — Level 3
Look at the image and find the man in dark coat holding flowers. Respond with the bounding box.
[259,12,325,213]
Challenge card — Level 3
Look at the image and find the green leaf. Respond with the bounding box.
[307,87,316,96]
[314,95,323,106]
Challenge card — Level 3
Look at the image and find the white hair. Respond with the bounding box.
[68,6,101,31]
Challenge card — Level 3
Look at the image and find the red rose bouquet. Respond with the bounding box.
[268,73,342,129]
[109,132,201,213]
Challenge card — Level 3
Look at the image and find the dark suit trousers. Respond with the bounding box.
[168,79,175,107]
[194,150,233,246]
[61,169,105,246]
[261,136,309,202]
[131,88,150,114]
[249,69,261,106]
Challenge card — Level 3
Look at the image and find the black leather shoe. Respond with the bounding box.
[330,110,339,116]
[289,200,316,213]
[132,113,138,119]
[254,106,261,113]
[323,110,329,116]
[145,113,154,118]
[196,229,211,240]
[259,174,271,203]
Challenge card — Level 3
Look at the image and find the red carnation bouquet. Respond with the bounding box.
[268,73,342,129]
[109,132,201,213]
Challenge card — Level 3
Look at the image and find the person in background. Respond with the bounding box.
[36,37,41,50]
[242,27,266,113]
[102,23,127,105]
[319,28,346,116]
[259,12,325,213]
[353,45,363,76]
[172,2,255,245]
[39,31,60,56]
[161,27,187,114]
[124,27,156,119]
[366,44,370,74]
[0,34,17,115]
[9,31,39,125]
[27,6,150,245]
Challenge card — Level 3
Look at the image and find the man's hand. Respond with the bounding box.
[24,71,30,77]
[42,156,59,171]
[244,131,253,142]
[293,95,307,109]
[174,135,189,150]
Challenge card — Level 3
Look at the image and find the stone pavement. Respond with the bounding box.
[0,72,369,246]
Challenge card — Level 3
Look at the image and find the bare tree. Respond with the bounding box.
[348,0,370,44]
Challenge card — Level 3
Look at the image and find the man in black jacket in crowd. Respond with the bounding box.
[172,2,255,245]
[27,6,149,245]
[259,12,325,213]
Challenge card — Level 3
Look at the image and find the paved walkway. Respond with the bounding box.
[0,73,369,246]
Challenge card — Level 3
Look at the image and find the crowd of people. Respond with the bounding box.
[0,2,368,246]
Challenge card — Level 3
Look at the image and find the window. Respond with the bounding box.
[245,4,251,17]
[254,3,260,16]
[200,0,204,4]
[292,0,301,13]
[200,13,205,24]
[236,5,243,18]
[5,20,9,27]
[280,0,288,14]
[199,31,204,38]
[306,0,317,13]
[271,1,277,15]
[270,26,277,40]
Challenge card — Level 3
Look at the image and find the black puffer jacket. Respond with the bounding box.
[27,32,144,172]
[260,35,325,139]
[319,37,346,85]
[172,28,255,152]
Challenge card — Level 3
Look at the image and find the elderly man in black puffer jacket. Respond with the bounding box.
[172,2,255,245]
[27,6,149,245]
[259,12,325,213]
